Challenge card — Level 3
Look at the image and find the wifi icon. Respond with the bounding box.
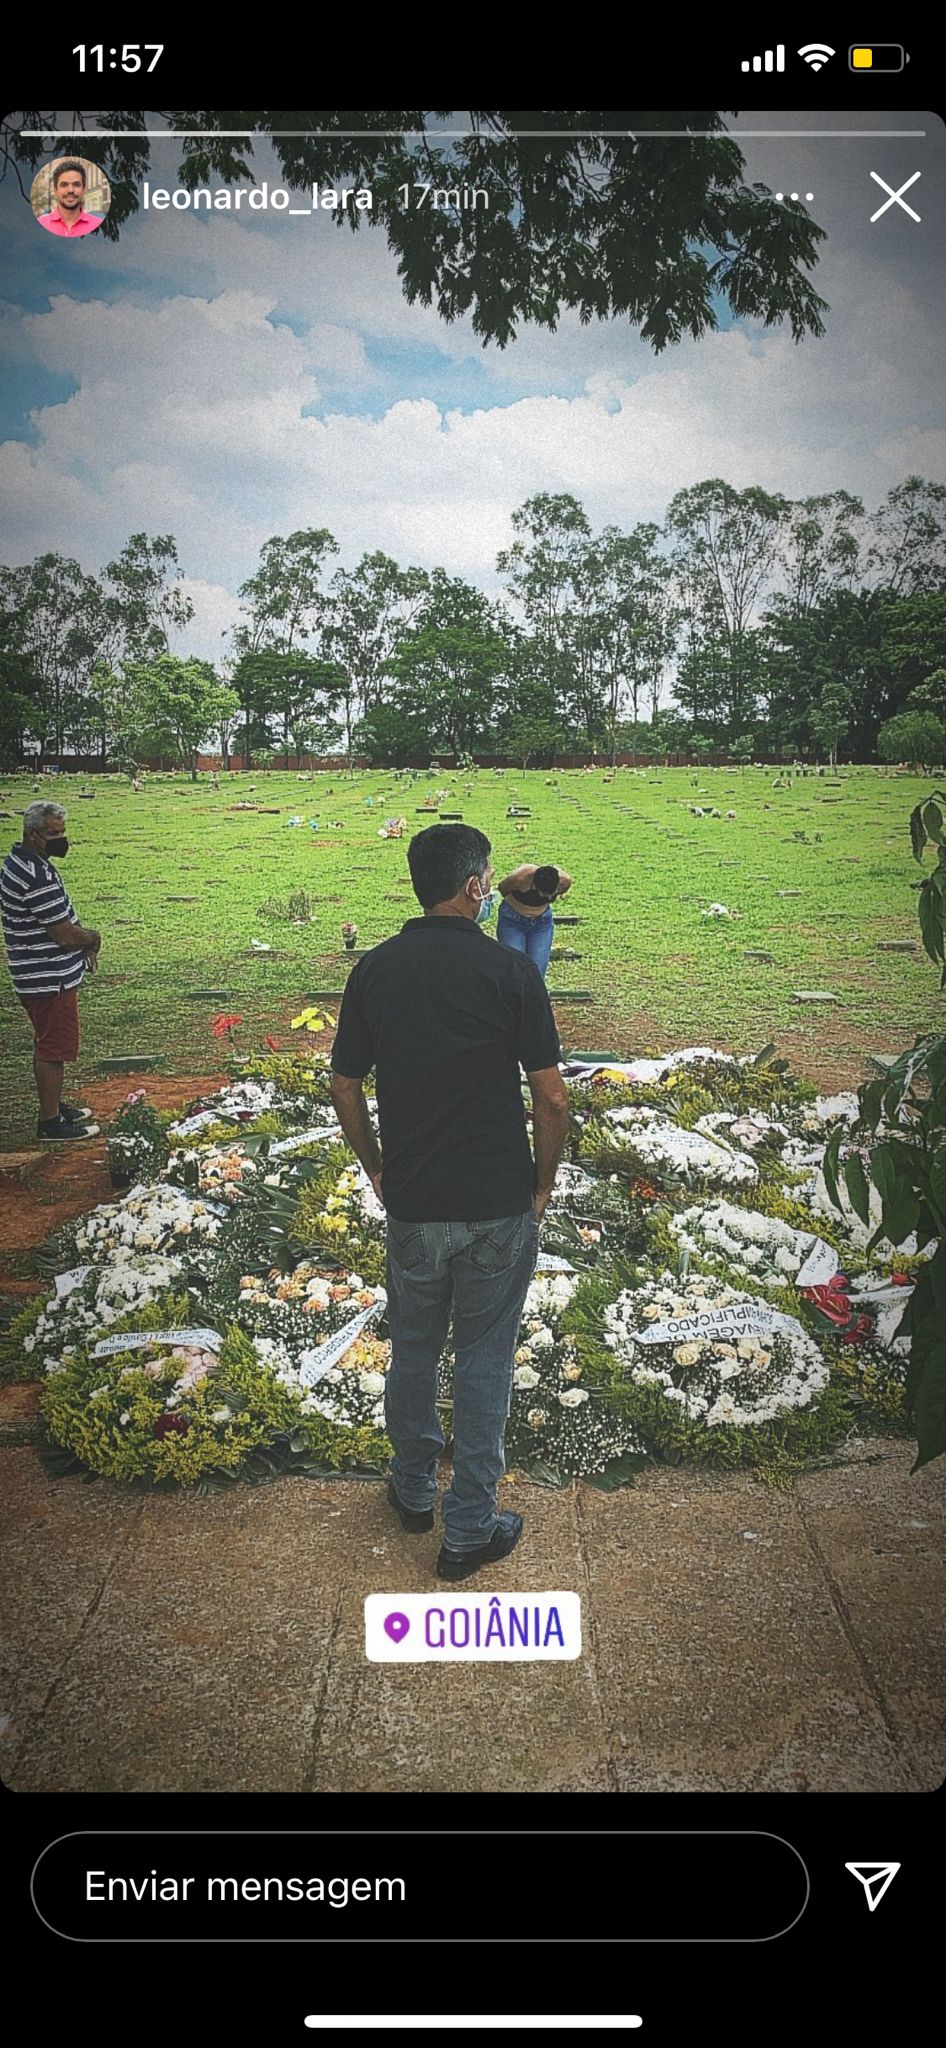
[798,42,836,70]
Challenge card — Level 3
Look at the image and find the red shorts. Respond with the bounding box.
[19,985,80,1062]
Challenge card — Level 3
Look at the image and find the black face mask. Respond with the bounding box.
[44,835,68,857]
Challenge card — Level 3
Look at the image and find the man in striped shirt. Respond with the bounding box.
[1,802,102,1140]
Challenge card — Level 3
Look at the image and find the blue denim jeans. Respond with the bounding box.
[384,1208,540,1552]
[496,900,554,978]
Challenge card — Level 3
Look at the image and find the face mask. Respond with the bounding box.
[472,881,494,924]
[45,835,69,857]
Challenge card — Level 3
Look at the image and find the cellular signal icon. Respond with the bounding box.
[741,44,785,71]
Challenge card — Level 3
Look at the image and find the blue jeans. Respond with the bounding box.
[384,1209,540,1552]
[496,900,554,978]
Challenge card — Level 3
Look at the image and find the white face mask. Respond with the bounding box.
[471,878,494,923]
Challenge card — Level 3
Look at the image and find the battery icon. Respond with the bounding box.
[849,44,909,69]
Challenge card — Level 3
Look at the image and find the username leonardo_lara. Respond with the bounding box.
[142,181,373,213]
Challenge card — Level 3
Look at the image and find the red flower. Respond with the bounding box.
[263,1035,281,1052]
[211,1013,243,1039]
[153,1413,190,1438]
[890,1271,911,1287]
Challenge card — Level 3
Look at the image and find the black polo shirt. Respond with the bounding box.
[330,915,562,1221]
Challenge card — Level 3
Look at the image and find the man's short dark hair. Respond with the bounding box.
[53,160,86,189]
[534,864,560,900]
[408,823,491,909]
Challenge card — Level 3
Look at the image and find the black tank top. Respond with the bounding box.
[510,884,552,907]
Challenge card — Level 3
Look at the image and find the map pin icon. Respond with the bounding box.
[383,1611,410,1643]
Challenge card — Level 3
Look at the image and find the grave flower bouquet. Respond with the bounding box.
[601,1270,829,1428]
[668,1199,835,1289]
[278,1331,392,1430]
[107,1090,174,1185]
[19,1254,186,1376]
[38,1295,389,1485]
[596,1106,759,1190]
[229,1262,384,1357]
[70,1184,224,1263]
[163,1140,263,1206]
[502,1269,648,1479]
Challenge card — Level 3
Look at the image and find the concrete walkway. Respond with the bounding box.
[1,1437,943,1794]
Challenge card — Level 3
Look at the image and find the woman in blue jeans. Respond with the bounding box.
[495,861,573,979]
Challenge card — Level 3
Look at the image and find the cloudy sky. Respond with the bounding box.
[1,110,943,658]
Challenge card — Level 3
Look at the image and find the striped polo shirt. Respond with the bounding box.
[0,844,87,996]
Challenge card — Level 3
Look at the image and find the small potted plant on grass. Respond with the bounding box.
[341,921,359,951]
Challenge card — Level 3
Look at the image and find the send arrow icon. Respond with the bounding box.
[845,1862,901,1911]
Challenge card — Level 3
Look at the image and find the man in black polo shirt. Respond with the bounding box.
[330,823,570,1581]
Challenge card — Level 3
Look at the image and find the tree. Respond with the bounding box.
[234,529,339,658]
[387,573,509,757]
[777,491,863,614]
[866,478,946,597]
[809,678,852,768]
[4,114,829,348]
[760,587,890,760]
[667,480,788,738]
[503,712,567,772]
[498,494,592,720]
[102,533,194,659]
[124,656,239,779]
[354,702,429,767]
[325,553,429,745]
[877,711,946,770]
[229,651,346,764]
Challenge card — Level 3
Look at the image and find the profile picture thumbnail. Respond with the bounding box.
[31,157,111,239]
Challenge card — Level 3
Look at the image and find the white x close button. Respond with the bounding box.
[869,170,921,221]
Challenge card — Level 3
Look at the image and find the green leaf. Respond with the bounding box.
[911,1340,946,1473]
[585,1450,650,1490]
[869,1142,899,1209]
[859,1079,885,1133]
[843,1151,871,1227]
[930,1149,946,1231]
[918,879,945,965]
[921,799,944,846]
[521,1459,565,1487]
[910,801,927,863]
[822,1124,844,1210]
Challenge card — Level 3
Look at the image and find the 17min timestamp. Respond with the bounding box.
[397,182,489,211]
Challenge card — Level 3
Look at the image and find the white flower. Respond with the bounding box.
[358,1372,386,1396]
[529,1325,554,1350]
[527,1408,548,1428]
[118,1411,131,1426]
[514,1364,541,1389]
[673,1343,703,1367]
[558,1387,589,1407]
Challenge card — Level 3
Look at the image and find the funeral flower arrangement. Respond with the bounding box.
[70,1183,224,1261]
[502,1271,647,1480]
[39,1299,391,1486]
[668,1199,834,1286]
[599,1105,760,1189]
[601,1271,830,1429]
[4,1043,927,1493]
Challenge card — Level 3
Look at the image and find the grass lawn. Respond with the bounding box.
[0,761,941,1145]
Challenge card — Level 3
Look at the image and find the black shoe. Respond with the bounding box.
[436,1512,524,1581]
[60,1101,93,1125]
[387,1478,434,1534]
[37,1115,100,1141]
